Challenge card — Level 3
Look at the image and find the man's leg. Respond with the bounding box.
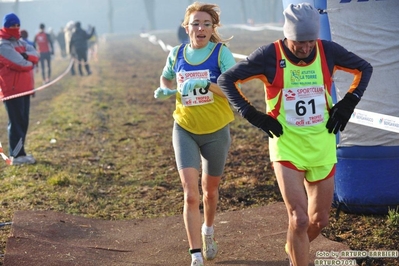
[46,56,51,81]
[70,58,76,75]
[85,63,91,75]
[274,162,309,266]
[39,55,46,82]
[305,176,334,242]
[4,97,27,157]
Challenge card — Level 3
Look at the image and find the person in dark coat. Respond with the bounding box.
[177,19,189,44]
[56,27,66,58]
[69,21,95,76]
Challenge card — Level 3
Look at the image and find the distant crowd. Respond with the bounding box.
[21,20,98,83]
[0,13,99,167]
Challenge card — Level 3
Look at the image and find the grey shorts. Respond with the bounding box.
[172,122,231,176]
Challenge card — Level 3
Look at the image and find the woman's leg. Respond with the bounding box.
[179,167,202,250]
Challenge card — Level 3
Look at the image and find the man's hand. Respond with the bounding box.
[178,79,210,96]
[326,93,360,134]
[154,87,177,100]
[243,105,283,138]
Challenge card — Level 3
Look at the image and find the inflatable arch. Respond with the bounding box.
[283,0,399,215]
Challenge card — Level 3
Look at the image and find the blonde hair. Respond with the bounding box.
[181,2,233,44]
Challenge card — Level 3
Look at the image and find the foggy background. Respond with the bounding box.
[0,0,284,39]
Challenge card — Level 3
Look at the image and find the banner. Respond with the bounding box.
[328,0,399,146]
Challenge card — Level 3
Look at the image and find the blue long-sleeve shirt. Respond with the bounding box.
[217,39,373,117]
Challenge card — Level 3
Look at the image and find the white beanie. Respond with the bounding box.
[283,3,320,41]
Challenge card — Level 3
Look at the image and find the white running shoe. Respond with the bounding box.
[202,233,218,260]
[11,154,36,165]
[191,258,204,266]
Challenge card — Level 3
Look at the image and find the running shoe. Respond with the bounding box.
[11,154,36,165]
[191,258,204,266]
[285,243,293,266]
[202,233,218,260]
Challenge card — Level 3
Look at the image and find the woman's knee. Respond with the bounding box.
[184,191,200,206]
[202,188,219,201]
[201,176,221,200]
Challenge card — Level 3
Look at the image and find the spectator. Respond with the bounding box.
[177,19,189,44]
[87,24,98,62]
[56,27,66,58]
[20,29,34,47]
[69,21,95,76]
[34,23,54,84]
[0,13,39,165]
[20,29,38,90]
[47,27,56,47]
[64,20,76,75]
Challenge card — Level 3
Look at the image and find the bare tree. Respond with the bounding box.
[269,0,278,23]
[108,0,113,33]
[13,0,19,15]
[240,0,248,24]
[257,0,283,23]
[144,0,156,31]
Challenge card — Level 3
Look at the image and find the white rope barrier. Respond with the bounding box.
[2,59,74,101]
[0,142,11,165]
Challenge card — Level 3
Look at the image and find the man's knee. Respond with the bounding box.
[309,213,329,230]
[289,212,309,231]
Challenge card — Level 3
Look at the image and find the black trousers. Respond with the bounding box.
[3,95,31,157]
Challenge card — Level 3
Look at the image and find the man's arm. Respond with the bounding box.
[46,33,54,54]
[0,45,34,71]
[326,40,373,98]
[217,45,272,116]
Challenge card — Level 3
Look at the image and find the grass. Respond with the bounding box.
[0,30,398,266]
[387,208,399,227]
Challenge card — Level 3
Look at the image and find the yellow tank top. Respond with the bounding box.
[268,41,336,166]
[172,43,234,134]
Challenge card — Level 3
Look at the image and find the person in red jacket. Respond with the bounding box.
[0,13,39,165]
[34,23,53,84]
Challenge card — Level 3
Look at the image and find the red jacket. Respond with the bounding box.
[0,29,39,99]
